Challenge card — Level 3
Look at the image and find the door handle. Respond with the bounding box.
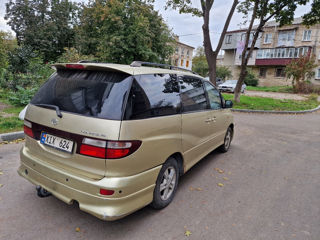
[212,116,217,122]
[205,119,212,123]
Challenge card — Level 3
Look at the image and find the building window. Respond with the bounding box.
[275,68,285,78]
[187,50,189,57]
[175,47,179,53]
[186,60,189,68]
[259,68,267,78]
[181,48,184,57]
[278,30,295,46]
[225,35,232,44]
[256,47,310,59]
[317,69,320,79]
[264,33,272,44]
[174,59,178,66]
[181,59,184,67]
[302,30,312,41]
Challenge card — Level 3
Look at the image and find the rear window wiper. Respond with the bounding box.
[33,104,63,118]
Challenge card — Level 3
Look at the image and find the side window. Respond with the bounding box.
[179,76,207,112]
[124,74,180,120]
[204,81,222,110]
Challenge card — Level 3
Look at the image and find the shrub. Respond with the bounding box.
[244,71,259,86]
[216,66,232,80]
[8,86,38,106]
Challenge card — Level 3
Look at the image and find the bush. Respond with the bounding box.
[8,86,38,106]
[216,66,232,80]
[244,71,259,86]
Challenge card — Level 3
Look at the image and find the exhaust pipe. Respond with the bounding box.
[36,186,52,198]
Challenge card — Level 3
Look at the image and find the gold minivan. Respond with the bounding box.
[18,61,234,220]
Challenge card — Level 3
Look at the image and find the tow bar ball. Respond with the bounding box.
[36,186,52,198]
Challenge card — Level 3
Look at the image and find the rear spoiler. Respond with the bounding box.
[51,63,134,75]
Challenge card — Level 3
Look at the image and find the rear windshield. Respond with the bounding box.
[31,69,132,120]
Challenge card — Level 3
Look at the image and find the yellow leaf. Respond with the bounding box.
[196,187,203,191]
[75,227,80,232]
[223,177,229,181]
[215,168,224,174]
[185,230,192,237]
[189,187,194,191]
[217,183,224,187]
[0,184,3,188]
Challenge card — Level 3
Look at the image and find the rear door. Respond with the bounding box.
[24,69,132,179]
[203,81,227,147]
[180,76,213,171]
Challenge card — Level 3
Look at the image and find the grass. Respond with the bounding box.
[223,93,319,111]
[246,86,294,93]
[0,89,24,134]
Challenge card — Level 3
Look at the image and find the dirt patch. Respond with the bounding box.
[245,90,308,101]
[0,102,9,111]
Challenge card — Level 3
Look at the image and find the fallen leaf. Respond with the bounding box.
[205,226,209,230]
[75,227,80,232]
[215,168,224,174]
[185,230,192,237]
[196,187,203,191]
[0,172,3,175]
[189,187,194,191]
[228,171,232,175]
[217,183,224,187]
[0,184,3,188]
[223,177,229,181]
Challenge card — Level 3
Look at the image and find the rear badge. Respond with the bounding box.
[51,118,58,126]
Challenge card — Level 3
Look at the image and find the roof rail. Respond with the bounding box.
[130,61,199,75]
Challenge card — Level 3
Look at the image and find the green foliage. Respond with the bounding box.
[216,66,232,80]
[5,0,79,62]
[57,47,96,63]
[246,86,293,93]
[192,48,208,76]
[76,0,174,64]
[303,0,320,25]
[222,93,319,111]
[244,70,259,86]
[8,86,38,106]
[285,54,318,93]
[0,31,16,69]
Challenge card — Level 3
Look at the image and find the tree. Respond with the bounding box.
[5,0,79,61]
[233,0,314,102]
[216,66,232,80]
[286,54,317,92]
[76,0,174,64]
[166,0,239,85]
[0,31,16,69]
[192,47,208,76]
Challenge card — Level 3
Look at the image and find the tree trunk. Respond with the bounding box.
[234,0,259,103]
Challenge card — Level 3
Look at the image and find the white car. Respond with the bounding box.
[218,80,246,93]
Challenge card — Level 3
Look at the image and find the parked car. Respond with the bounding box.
[218,80,246,93]
[18,61,234,221]
[204,77,224,86]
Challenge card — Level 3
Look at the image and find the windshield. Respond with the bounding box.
[225,80,237,84]
[31,69,132,120]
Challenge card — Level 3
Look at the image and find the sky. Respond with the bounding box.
[0,0,312,50]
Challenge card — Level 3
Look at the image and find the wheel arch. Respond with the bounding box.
[168,152,184,176]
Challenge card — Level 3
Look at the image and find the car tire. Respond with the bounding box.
[219,126,233,153]
[151,157,179,209]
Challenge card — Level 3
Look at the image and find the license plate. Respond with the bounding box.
[40,132,74,153]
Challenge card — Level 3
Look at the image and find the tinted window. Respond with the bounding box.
[204,81,222,110]
[180,76,207,112]
[31,69,132,120]
[124,74,180,120]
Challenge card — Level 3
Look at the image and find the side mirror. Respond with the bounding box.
[225,100,233,108]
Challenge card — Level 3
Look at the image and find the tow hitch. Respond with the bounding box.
[36,186,52,198]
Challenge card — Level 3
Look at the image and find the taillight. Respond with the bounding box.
[80,138,107,159]
[79,138,141,159]
[99,189,114,196]
[65,64,85,69]
[107,141,139,159]
[24,120,34,138]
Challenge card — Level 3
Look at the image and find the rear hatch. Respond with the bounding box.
[24,66,133,180]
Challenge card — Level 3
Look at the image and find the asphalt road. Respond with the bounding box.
[0,112,320,240]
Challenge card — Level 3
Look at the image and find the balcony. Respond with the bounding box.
[255,47,311,66]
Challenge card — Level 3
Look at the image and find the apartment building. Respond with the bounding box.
[221,18,320,86]
[171,36,194,70]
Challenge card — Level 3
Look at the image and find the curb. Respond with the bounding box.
[231,105,320,114]
[0,131,24,143]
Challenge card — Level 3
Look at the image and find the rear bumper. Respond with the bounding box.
[18,147,161,221]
